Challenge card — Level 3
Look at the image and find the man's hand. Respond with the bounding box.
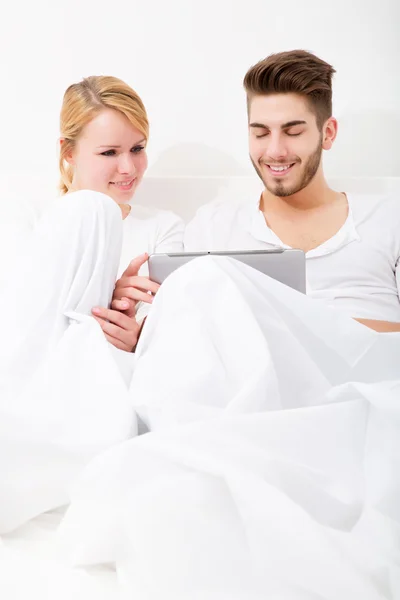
[112,254,160,318]
[92,306,140,352]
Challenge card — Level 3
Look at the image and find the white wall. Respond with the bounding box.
[0,0,399,189]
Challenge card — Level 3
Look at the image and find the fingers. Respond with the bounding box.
[121,253,149,278]
[93,315,133,342]
[92,307,139,352]
[113,287,154,304]
[111,297,136,318]
[103,333,132,352]
[111,298,131,311]
[115,276,160,295]
[113,275,160,308]
[92,306,137,330]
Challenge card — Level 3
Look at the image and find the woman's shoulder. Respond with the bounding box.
[126,204,184,247]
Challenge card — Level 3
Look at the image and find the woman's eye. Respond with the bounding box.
[131,145,145,154]
[100,149,116,156]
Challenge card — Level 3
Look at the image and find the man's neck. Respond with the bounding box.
[260,174,339,214]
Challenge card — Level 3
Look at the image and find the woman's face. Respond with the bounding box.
[68,108,148,203]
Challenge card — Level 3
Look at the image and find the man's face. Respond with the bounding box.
[248,93,330,197]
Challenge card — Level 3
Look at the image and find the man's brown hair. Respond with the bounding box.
[243,49,336,129]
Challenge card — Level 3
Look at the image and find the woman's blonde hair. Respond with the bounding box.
[59,76,149,194]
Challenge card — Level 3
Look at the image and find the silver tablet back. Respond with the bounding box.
[148,249,306,293]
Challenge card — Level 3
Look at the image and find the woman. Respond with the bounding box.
[59,75,183,351]
[0,75,183,533]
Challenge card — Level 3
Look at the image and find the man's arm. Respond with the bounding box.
[354,318,400,333]
[357,251,400,332]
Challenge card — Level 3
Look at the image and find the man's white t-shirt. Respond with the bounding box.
[184,194,400,322]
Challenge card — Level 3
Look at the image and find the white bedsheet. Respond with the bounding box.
[58,257,400,600]
[0,510,118,600]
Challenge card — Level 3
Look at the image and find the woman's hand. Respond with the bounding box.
[92,306,140,352]
[112,253,160,318]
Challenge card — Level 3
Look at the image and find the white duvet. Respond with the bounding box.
[63,257,400,600]
[0,511,118,600]
[0,194,399,599]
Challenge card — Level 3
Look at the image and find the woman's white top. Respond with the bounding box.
[121,204,184,322]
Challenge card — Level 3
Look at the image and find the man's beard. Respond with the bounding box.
[251,137,323,198]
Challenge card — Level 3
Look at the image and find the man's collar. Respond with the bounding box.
[245,194,360,258]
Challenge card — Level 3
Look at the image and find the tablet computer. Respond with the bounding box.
[148,249,306,293]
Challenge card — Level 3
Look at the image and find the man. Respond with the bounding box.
[184,49,400,332]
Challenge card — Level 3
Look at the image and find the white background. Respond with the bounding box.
[0,0,399,185]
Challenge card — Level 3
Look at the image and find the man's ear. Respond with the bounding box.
[59,138,75,165]
[322,117,338,151]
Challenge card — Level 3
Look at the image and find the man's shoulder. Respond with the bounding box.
[349,193,400,226]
